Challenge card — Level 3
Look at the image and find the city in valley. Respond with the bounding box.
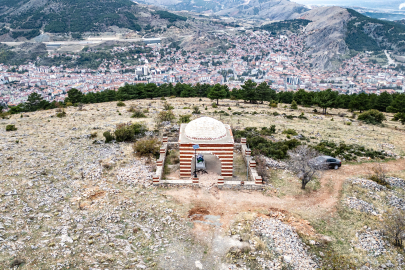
[0,30,403,106]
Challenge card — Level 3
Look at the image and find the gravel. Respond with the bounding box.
[355,230,387,257]
[385,177,405,189]
[263,156,287,169]
[252,217,318,270]
[345,197,379,215]
[348,178,387,191]
[386,194,405,210]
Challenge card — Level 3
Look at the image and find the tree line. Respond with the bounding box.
[6,79,405,124]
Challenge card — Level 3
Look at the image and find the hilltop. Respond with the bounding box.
[0,97,404,268]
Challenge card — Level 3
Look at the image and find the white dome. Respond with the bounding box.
[185,117,227,141]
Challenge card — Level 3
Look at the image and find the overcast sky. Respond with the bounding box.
[292,0,405,10]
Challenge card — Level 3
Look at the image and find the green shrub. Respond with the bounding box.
[131,110,146,118]
[56,111,66,118]
[358,109,386,125]
[269,103,278,108]
[163,102,174,110]
[273,112,280,116]
[233,111,242,115]
[233,127,300,159]
[291,100,298,109]
[133,137,160,157]
[112,123,147,142]
[114,124,135,142]
[228,107,232,110]
[158,110,175,122]
[143,108,149,113]
[212,103,218,108]
[392,112,405,124]
[298,112,308,120]
[313,140,388,160]
[6,124,17,131]
[103,131,115,143]
[192,106,201,114]
[178,114,192,123]
[260,125,276,136]
[66,102,73,107]
[282,129,298,136]
[117,101,125,107]
[345,121,352,125]
[160,97,166,100]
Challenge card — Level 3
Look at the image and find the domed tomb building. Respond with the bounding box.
[179,117,234,178]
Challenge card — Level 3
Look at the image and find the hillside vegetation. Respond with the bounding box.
[0,0,190,39]
[345,9,405,53]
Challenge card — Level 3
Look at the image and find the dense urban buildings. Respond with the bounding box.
[0,31,404,106]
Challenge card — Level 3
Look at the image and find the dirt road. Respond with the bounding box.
[166,159,405,225]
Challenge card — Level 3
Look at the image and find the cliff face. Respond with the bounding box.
[300,7,351,70]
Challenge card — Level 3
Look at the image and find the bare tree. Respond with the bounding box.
[383,210,405,248]
[368,162,389,187]
[287,145,326,189]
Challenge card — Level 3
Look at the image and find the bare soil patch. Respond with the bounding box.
[188,207,210,221]
[166,158,405,226]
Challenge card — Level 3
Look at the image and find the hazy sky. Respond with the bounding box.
[292,0,405,10]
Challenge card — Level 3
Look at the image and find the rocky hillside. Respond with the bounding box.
[215,0,308,21]
[297,7,405,69]
[138,0,309,21]
[0,0,190,41]
[300,6,351,70]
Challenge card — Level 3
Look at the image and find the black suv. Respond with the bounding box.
[313,156,342,170]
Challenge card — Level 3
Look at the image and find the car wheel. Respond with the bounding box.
[334,165,339,170]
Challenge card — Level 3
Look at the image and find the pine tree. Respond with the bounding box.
[25,92,44,111]
[375,91,393,112]
[291,100,298,109]
[144,83,157,99]
[256,82,271,104]
[208,84,227,105]
[241,79,257,103]
[313,89,338,114]
[67,88,84,104]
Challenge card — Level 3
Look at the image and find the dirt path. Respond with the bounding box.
[165,159,405,226]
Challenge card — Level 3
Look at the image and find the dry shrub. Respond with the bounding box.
[383,210,405,248]
[368,163,390,187]
[131,110,146,118]
[133,137,160,158]
[163,102,174,110]
[255,156,269,183]
[157,110,175,122]
[127,105,136,112]
[167,150,180,164]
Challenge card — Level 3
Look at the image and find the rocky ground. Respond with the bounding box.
[0,98,404,269]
